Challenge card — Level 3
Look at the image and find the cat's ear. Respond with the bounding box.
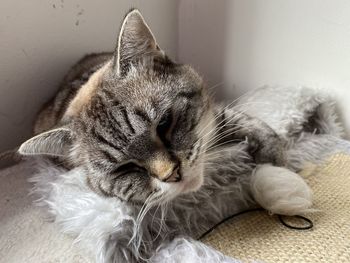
[18,127,72,156]
[113,9,164,76]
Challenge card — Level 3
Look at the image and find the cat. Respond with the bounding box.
[19,9,284,201]
[19,9,311,262]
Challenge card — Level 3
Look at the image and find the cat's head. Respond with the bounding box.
[19,9,215,204]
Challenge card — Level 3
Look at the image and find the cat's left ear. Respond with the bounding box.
[113,9,164,76]
[18,127,73,156]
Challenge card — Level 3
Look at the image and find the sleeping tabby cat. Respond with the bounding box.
[19,9,298,262]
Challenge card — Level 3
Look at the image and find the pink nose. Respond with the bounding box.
[162,166,182,182]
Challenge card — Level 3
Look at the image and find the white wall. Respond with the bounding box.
[0,0,178,153]
[179,0,350,136]
[178,0,230,85]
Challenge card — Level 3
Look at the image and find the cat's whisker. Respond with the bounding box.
[197,117,249,163]
[205,138,243,153]
[130,191,162,252]
[205,82,224,98]
[197,105,258,150]
[199,120,249,150]
[151,201,169,242]
[198,139,248,162]
[202,144,244,160]
[196,88,263,138]
[203,147,252,163]
[201,119,255,149]
[208,82,224,90]
[196,98,241,137]
[150,202,162,229]
[196,100,265,144]
[197,99,270,145]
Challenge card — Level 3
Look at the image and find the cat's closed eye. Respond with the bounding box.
[113,162,146,176]
[157,110,173,147]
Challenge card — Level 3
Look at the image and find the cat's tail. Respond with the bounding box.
[251,164,314,216]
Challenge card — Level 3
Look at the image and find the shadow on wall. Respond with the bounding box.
[178,0,258,100]
[178,0,350,137]
[178,0,230,89]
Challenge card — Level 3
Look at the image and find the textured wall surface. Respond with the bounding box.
[0,0,178,152]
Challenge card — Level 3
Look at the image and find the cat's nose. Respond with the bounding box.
[147,153,182,182]
[162,165,182,183]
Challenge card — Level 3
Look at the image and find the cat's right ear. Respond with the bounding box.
[112,9,164,76]
[18,127,72,156]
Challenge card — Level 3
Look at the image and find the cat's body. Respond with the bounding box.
[20,9,313,262]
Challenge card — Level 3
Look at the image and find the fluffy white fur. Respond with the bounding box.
[237,86,344,140]
[28,86,347,262]
[29,160,137,262]
[150,238,241,263]
[251,165,313,216]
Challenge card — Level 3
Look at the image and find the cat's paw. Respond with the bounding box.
[251,164,313,215]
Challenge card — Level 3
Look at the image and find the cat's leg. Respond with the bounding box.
[218,107,313,215]
[219,107,286,166]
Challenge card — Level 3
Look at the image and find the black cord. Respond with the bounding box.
[198,208,264,240]
[199,208,313,240]
[278,214,313,230]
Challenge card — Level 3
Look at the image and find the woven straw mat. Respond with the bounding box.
[202,153,350,262]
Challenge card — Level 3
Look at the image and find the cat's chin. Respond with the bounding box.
[180,172,204,194]
[180,162,206,194]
